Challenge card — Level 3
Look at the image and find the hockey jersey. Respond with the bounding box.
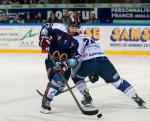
[39,23,84,61]
[81,36,105,61]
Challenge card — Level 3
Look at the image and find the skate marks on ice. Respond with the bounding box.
[5,103,150,121]
[0,54,150,121]
[0,96,37,106]
[6,105,100,121]
[1,82,149,121]
[0,99,93,121]
[6,115,56,121]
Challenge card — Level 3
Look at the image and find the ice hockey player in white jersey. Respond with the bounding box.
[67,36,146,108]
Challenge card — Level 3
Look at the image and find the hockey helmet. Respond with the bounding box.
[65,15,80,28]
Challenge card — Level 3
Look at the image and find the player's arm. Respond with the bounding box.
[67,35,86,68]
[39,24,53,51]
[66,39,81,68]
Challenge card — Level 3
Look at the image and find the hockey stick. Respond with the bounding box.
[36,89,45,97]
[36,85,80,97]
[65,82,99,115]
[62,80,90,94]
[48,53,99,115]
[36,85,76,98]
[36,80,90,97]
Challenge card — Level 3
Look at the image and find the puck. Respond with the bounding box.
[97,113,102,118]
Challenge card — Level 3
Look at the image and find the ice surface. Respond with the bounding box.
[0,53,150,121]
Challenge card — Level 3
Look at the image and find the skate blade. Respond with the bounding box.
[139,105,148,109]
[83,103,95,108]
[40,108,51,114]
[84,105,95,108]
[83,106,98,111]
[140,102,149,109]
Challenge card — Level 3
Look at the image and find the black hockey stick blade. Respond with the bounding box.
[80,108,99,115]
[65,83,99,115]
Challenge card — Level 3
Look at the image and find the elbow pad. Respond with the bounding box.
[67,58,78,68]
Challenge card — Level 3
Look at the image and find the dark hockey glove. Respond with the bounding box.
[53,61,68,74]
[39,35,52,52]
[88,74,99,83]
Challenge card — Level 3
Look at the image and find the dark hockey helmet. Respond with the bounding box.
[65,15,80,28]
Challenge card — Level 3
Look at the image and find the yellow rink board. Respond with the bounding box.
[104,50,150,55]
[0,49,42,53]
[0,49,150,55]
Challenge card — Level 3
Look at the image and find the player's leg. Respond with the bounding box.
[72,76,93,106]
[71,61,96,107]
[41,58,54,111]
[41,58,71,111]
[97,57,145,107]
[42,73,69,110]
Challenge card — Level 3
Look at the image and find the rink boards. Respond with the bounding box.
[0,24,150,55]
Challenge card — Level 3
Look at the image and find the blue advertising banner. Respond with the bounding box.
[0,8,97,22]
[98,8,150,23]
[0,7,150,23]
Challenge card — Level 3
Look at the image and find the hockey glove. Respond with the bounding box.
[39,35,52,52]
[53,61,68,74]
[88,74,99,83]
[67,58,78,68]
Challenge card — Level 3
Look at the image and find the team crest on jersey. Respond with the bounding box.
[57,35,62,41]
[64,40,67,43]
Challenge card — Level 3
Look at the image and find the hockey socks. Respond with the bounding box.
[111,78,146,107]
[75,80,93,106]
[111,78,137,97]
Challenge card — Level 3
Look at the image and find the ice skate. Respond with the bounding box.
[81,89,93,107]
[41,96,51,114]
[132,94,147,108]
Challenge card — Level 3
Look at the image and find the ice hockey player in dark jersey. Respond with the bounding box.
[39,17,86,112]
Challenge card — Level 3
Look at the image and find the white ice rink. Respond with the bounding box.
[0,53,150,121]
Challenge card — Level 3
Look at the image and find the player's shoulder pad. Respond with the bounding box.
[52,23,68,33]
[41,28,48,35]
[40,23,52,35]
[42,23,52,28]
[72,34,83,48]
[72,34,83,42]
